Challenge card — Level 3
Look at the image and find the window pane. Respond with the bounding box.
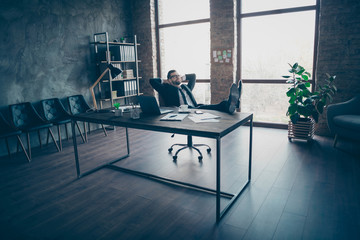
[241,83,293,124]
[159,0,210,24]
[242,0,316,13]
[241,11,315,79]
[160,23,210,79]
[193,83,211,104]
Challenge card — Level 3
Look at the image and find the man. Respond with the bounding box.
[150,70,241,114]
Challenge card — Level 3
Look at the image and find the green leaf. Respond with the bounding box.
[316,101,325,113]
[286,88,295,96]
[282,75,291,78]
[302,74,309,81]
[305,82,311,88]
[298,83,308,90]
[288,104,297,115]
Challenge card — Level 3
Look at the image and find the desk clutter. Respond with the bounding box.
[160,111,220,123]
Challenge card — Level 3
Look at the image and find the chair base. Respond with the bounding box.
[168,135,211,162]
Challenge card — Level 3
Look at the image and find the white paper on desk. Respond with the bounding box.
[160,113,188,121]
[195,112,220,120]
[189,114,220,123]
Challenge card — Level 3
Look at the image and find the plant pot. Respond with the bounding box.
[114,109,123,117]
[288,117,315,142]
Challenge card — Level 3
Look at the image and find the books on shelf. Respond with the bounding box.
[122,69,134,79]
[112,79,138,97]
[97,45,136,62]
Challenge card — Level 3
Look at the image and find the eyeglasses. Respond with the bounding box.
[170,74,180,79]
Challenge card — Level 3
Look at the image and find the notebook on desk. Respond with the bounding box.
[137,95,174,115]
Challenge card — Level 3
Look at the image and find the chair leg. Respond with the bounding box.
[58,125,62,151]
[46,129,50,146]
[83,122,88,142]
[101,124,108,136]
[38,130,42,148]
[5,137,11,159]
[48,128,60,152]
[75,121,86,143]
[333,134,338,148]
[17,138,20,153]
[88,122,91,134]
[17,135,30,162]
[65,123,69,141]
[27,132,31,160]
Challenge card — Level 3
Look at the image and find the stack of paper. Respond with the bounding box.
[188,112,220,123]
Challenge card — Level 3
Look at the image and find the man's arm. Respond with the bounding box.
[149,78,167,93]
[185,74,196,91]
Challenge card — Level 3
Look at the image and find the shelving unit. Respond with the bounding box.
[91,32,141,109]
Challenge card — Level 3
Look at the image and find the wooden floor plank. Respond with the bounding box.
[0,127,359,239]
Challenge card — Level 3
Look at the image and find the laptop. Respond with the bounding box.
[137,95,174,115]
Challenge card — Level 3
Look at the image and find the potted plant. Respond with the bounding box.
[114,102,123,116]
[283,63,337,141]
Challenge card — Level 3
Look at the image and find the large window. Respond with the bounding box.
[239,0,318,124]
[157,0,211,104]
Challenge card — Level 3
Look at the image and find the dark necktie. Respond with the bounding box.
[179,88,188,105]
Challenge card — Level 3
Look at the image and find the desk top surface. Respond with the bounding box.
[72,109,253,138]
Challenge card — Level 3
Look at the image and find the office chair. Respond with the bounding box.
[327,94,360,147]
[67,95,107,142]
[9,102,60,160]
[0,111,30,162]
[41,98,85,151]
[150,74,211,162]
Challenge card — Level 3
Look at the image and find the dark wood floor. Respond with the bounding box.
[0,125,359,240]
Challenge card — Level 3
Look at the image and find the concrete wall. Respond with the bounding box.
[0,0,132,156]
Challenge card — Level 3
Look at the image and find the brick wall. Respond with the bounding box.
[131,0,157,97]
[210,0,237,104]
[315,0,360,135]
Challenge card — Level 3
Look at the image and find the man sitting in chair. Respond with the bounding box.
[150,70,241,114]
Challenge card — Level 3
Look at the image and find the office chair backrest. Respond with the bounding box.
[41,98,69,121]
[0,112,13,133]
[67,95,91,115]
[9,102,45,129]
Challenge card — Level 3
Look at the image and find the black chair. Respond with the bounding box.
[9,102,60,160]
[67,95,107,142]
[327,94,360,147]
[151,74,211,162]
[168,135,211,161]
[0,112,30,162]
[41,98,85,151]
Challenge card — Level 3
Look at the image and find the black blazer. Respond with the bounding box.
[150,74,199,107]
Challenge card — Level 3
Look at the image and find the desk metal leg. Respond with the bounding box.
[216,137,221,222]
[216,116,253,222]
[249,116,253,180]
[72,120,130,178]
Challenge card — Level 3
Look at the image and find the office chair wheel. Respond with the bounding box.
[198,156,203,161]
[173,155,177,161]
[168,147,173,153]
[207,148,211,153]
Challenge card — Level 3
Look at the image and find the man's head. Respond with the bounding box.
[167,70,182,86]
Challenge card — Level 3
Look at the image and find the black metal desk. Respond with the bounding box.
[71,109,253,222]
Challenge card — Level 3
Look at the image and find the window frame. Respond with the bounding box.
[236,0,320,127]
[155,0,211,83]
